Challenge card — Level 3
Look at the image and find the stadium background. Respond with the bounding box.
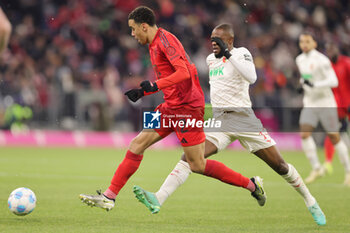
[0,0,349,134]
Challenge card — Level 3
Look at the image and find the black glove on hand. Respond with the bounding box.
[140,80,158,93]
[211,37,232,59]
[303,80,314,87]
[124,88,144,102]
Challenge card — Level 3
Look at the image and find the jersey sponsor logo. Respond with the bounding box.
[209,67,224,77]
[301,73,312,80]
[143,110,161,129]
[244,54,252,61]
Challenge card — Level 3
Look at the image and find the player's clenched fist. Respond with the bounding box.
[124,89,144,102]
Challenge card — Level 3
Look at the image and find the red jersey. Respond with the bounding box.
[331,55,350,118]
[148,28,204,109]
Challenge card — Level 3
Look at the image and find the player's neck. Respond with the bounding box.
[303,49,314,55]
[147,25,159,44]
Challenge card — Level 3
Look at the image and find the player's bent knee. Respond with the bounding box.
[276,161,289,175]
[187,161,206,174]
[128,136,150,154]
[327,133,340,144]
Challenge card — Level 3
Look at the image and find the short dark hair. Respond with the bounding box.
[128,6,156,26]
[214,23,234,37]
[300,30,316,40]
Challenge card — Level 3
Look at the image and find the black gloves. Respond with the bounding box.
[211,37,232,59]
[303,79,314,87]
[140,80,158,92]
[297,79,313,94]
[124,89,144,102]
[124,81,159,102]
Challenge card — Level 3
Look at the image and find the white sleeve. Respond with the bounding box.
[227,49,257,84]
[314,59,338,88]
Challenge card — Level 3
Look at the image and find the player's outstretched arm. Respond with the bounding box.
[0,8,11,55]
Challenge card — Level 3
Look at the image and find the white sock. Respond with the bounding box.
[340,132,350,149]
[155,160,191,206]
[335,140,350,173]
[282,164,316,207]
[301,136,321,170]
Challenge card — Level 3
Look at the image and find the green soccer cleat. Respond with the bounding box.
[79,190,115,211]
[308,202,326,226]
[133,185,160,214]
[250,176,266,206]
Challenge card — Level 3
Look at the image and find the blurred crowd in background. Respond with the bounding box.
[0,0,349,132]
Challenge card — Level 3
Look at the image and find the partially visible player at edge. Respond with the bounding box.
[79,6,266,212]
[0,7,12,55]
[295,32,350,185]
[322,43,350,178]
[133,23,326,226]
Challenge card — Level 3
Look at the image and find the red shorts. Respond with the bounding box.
[154,104,205,147]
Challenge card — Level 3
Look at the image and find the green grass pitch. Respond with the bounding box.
[0,147,349,233]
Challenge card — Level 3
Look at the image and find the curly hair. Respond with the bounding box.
[128,6,156,26]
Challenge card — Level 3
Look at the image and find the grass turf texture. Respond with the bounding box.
[0,147,349,233]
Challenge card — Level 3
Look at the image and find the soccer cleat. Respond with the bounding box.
[133,185,160,214]
[344,172,350,187]
[79,190,115,211]
[308,202,326,226]
[250,176,266,206]
[323,162,333,175]
[305,167,325,184]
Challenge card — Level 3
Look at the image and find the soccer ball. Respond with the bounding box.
[8,187,36,216]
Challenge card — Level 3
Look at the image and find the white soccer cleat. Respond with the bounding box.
[344,172,350,187]
[305,167,325,184]
[79,190,115,211]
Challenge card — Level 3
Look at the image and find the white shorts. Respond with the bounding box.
[205,110,276,153]
[299,108,339,133]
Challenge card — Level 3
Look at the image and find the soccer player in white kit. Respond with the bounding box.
[296,32,350,185]
[133,24,326,226]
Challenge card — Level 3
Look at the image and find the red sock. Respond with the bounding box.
[204,160,251,190]
[324,136,335,163]
[105,150,143,198]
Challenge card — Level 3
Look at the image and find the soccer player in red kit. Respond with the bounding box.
[79,6,266,212]
[323,43,350,185]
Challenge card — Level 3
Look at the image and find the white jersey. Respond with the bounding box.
[295,49,338,108]
[206,47,257,112]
